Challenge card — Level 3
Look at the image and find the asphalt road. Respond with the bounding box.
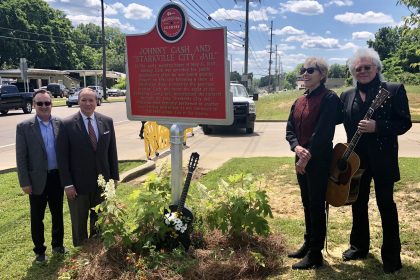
[1,101,419,172]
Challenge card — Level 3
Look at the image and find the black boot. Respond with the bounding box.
[287,243,309,259]
[292,250,323,270]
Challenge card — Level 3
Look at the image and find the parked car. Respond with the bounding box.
[47,83,68,98]
[107,88,121,97]
[0,85,33,115]
[87,86,104,105]
[200,82,258,134]
[66,90,80,107]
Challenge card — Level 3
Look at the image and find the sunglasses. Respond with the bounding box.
[355,65,374,73]
[300,67,318,75]
[35,101,52,107]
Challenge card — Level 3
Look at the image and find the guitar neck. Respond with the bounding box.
[342,107,375,161]
[176,171,193,213]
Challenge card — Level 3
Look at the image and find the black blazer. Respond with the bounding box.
[57,112,119,194]
[286,88,343,160]
[341,82,412,182]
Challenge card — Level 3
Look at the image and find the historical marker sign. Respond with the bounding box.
[125,2,232,125]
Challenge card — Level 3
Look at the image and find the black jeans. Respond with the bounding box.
[29,171,64,255]
[349,165,401,267]
[296,157,329,252]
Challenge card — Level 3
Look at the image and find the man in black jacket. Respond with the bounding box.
[341,48,412,274]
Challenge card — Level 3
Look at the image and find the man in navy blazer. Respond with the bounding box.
[16,89,66,263]
[57,88,119,247]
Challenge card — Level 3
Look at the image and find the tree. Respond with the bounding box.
[328,64,347,78]
[367,27,401,61]
[0,0,78,69]
[230,71,241,82]
[368,25,419,83]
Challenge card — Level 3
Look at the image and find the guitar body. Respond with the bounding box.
[326,143,361,207]
[161,152,199,251]
[164,205,194,250]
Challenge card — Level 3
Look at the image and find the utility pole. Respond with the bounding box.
[234,0,260,89]
[268,20,273,92]
[244,0,249,85]
[274,45,278,92]
[101,0,107,99]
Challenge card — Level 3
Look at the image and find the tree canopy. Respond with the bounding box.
[0,0,126,72]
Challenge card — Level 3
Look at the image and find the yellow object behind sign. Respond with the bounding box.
[143,122,195,159]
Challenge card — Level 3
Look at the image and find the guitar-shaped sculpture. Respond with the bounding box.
[163,152,199,250]
[326,87,391,207]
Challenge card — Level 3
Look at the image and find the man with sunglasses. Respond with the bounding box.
[16,89,66,264]
[341,48,412,273]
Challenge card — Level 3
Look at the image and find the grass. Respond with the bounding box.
[0,160,144,280]
[1,157,418,279]
[257,85,420,121]
[199,157,420,280]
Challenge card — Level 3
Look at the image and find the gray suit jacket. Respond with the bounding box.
[57,112,119,194]
[16,116,63,195]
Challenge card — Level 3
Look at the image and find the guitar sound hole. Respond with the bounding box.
[337,159,347,171]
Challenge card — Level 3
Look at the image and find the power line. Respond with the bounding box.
[0,34,100,46]
[0,26,102,46]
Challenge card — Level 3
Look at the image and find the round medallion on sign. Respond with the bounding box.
[157,3,187,43]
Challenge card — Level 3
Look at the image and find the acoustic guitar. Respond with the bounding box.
[326,87,391,207]
[163,152,199,250]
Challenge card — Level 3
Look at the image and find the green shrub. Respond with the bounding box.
[197,173,273,238]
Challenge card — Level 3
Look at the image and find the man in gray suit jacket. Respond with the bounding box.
[16,89,66,263]
[57,88,119,247]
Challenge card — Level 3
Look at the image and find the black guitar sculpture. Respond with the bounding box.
[163,152,199,250]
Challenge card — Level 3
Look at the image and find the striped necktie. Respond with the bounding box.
[87,117,97,150]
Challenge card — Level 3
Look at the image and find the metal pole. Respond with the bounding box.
[162,123,194,204]
[244,0,249,87]
[101,0,107,99]
[268,20,273,92]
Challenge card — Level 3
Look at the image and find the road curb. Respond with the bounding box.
[120,160,156,183]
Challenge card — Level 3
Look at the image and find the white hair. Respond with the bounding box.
[347,48,384,84]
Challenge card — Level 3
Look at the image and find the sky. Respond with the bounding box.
[44,0,412,78]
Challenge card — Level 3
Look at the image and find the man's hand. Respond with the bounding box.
[358,119,376,133]
[294,145,311,162]
[22,186,32,195]
[295,157,308,174]
[65,186,78,200]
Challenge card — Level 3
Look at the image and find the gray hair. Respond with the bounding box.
[347,48,384,83]
[304,57,329,84]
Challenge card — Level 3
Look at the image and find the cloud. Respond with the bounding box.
[280,0,324,16]
[286,34,340,49]
[123,3,153,20]
[210,7,277,22]
[340,42,360,51]
[325,0,353,7]
[352,31,374,40]
[66,14,136,32]
[251,24,270,32]
[273,26,305,35]
[334,11,395,25]
[329,57,348,63]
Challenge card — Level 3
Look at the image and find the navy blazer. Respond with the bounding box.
[57,112,119,194]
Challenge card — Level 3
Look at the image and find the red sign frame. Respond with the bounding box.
[125,3,232,125]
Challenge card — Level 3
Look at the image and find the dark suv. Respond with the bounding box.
[47,83,68,98]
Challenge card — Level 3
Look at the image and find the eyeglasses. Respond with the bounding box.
[300,67,318,75]
[355,65,374,73]
[35,101,52,107]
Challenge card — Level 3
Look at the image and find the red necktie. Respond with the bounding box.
[87,117,97,150]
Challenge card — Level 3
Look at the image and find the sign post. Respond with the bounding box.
[19,58,28,92]
[125,3,231,204]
